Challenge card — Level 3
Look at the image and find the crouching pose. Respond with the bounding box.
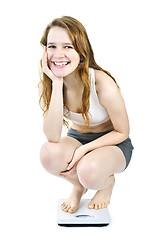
[38,16,134,213]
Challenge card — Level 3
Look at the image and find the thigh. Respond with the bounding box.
[40,136,82,173]
[49,135,83,163]
[79,145,126,177]
[57,136,83,168]
[59,136,83,154]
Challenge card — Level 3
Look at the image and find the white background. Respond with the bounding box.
[0,0,160,239]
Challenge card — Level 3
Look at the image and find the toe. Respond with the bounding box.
[95,204,99,210]
[68,206,77,213]
[65,204,71,212]
[61,202,66,210]
[102,203,106,208]
[61,202,70,212]
[61,201,67,208]
[88,203,94,209]
[99,203,102,209]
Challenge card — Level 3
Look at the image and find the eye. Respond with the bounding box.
[65,45,73,49]
[47,45,56,49]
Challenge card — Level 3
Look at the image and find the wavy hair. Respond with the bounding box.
[39,16,118,127]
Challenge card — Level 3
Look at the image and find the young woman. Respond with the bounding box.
[38,16,134,213]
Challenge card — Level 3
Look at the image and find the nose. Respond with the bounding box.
[53,47,65,58]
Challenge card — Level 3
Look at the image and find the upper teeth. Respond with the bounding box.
[54,62,68,66]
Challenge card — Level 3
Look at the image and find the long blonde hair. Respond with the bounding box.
[39,16,118,127]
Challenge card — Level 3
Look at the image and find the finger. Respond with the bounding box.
[60,173,66,177]
[60,172,68,177]
[67,162,74,170]
[67,157,79,170]
[60,168,74,176]
[42,51,48,67]
[60,169,69,176]
[42,46,47,56]
[42,52,51,77]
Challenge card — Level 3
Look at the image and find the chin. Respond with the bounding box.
[53,72,68,78]
[51,68,75,78]
[50,69,64,78]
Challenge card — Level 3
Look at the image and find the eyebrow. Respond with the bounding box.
[47,42,73,45]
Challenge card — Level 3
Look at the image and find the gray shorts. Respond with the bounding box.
[67,128,134,170]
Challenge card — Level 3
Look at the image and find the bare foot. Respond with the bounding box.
[61,185,87,213]
[88,175,115,210]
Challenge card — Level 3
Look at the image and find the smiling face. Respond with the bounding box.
[47,26,80,78]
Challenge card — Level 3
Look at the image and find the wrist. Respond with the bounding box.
[52,79,63,89]
[80,144,90,154]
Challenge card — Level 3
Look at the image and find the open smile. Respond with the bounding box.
[52,61,70,68]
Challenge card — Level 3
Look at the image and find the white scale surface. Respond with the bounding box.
[57,199,110,227]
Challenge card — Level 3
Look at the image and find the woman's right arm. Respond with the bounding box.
[39,49,64,142]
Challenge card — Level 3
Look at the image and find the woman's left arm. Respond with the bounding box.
[83,70,130,152]
[66,70,130,171]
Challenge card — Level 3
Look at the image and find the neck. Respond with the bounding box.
[63,71,83,90]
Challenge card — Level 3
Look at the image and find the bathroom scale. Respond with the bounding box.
[57,199,110,227]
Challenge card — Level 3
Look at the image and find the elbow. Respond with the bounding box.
[122,128,130,140]
[122,122,130,140]
[124,133,129,141]
[116,128,130,141]
[43,127,61,143]
[47,138,60,143]
[45,133,60,143]
[46,135,60,143]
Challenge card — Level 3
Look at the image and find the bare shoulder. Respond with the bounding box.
[94,69,120,100]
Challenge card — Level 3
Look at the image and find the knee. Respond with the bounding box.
[40,142,55,168]
[77,158,98,189]
[40,141,64,173]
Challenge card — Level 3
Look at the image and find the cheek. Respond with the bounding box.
[46,52,53,68]
[47,50,52,60]
[71,53,80,65]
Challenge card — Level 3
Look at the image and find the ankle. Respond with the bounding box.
[73,184,85,191]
